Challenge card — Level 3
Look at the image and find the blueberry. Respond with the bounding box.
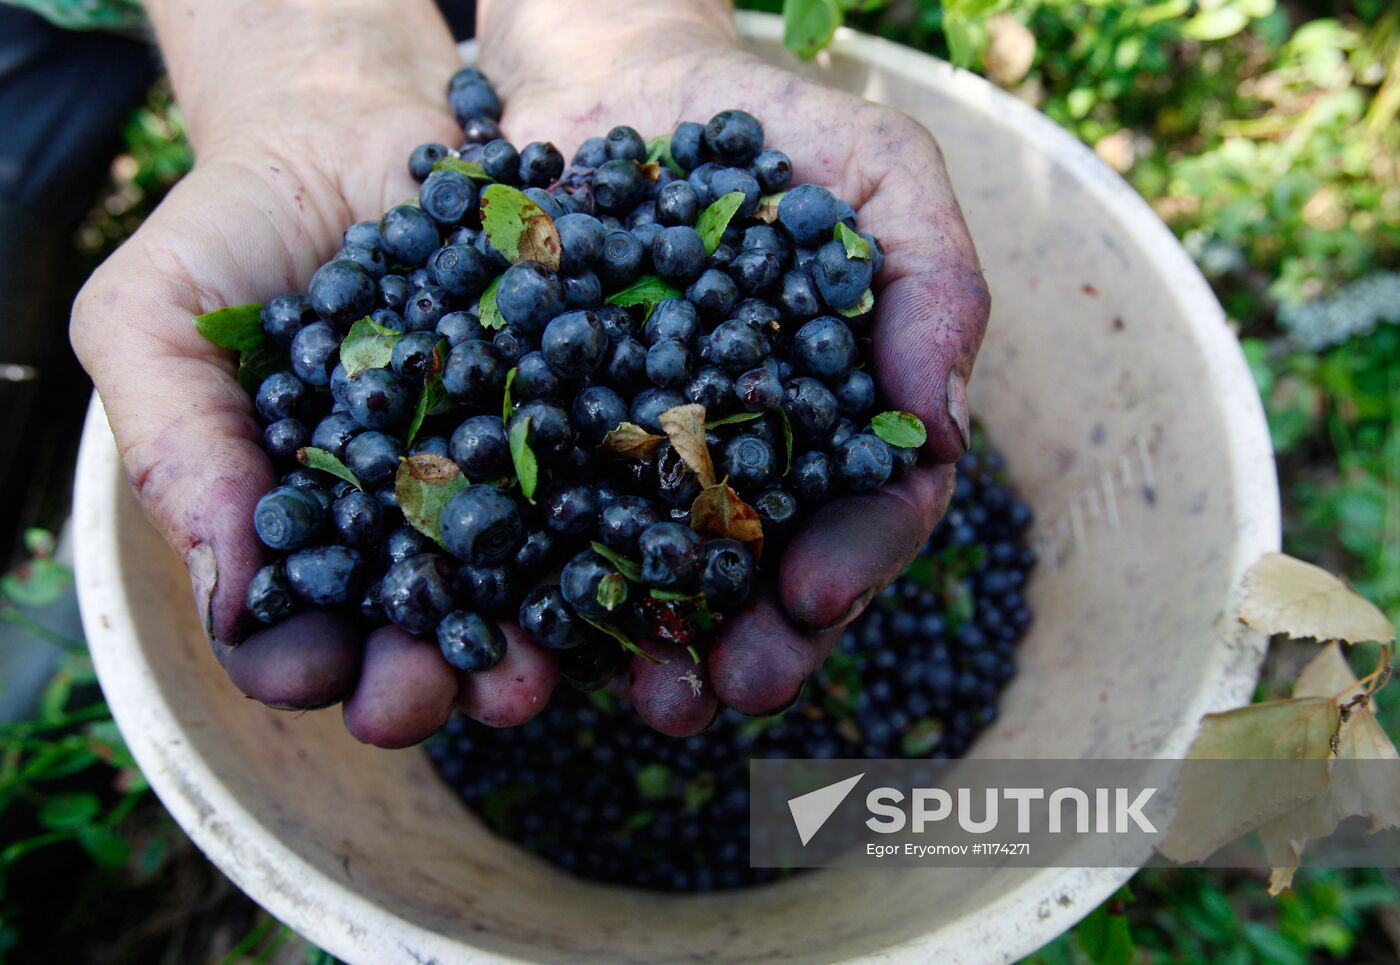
[742,224,792,264]
[345,431,403,487]
[442,339,505,405]
[563,270,602,307]
[810,239,874,309]
[264,418,308,462]
[687,161,721,207]
[708,320,769,373]
[410,435,450,459]
[778,184,842,247]
[310,411,361,458]
[496,262,566,335]
[597,494,659,553]
[557,637,623,690]
[513,351,567,403]
[254,485,324,550]
[344,368,412,431]
[699,538,755,608]
[379,204,440,268]
[332,491,384,548]
[656,180,700,226]
[627,200,658,229]
[685,269,738,319]
[367,308,404,333]
[754,487,799,539]
[595,305,636,340]
[336,241,388,278]
[751,148,792,193]
[631,221,663,254]
[733,298,781,330]
[593,159,645,213]
[782,377,840,440]
[491,327,529,367]
[409,142,449,181]
[380,554,458,635]
[686,366,734,411]
[308,260,375,326]
[450,81,502,125]
[834,370,876,415]
[651,226,707,283]
[510,399,576,462]
[447,65,488,93]
[404,286,449,332]
[828,417,858,451]
[833,434,893,492]
[791,450,833,504]
[378,275,411,312]
[514,528,558,571]
[246,563,295,624]
[390,331,440,383]
[541,309,607,378]
[441,484,523,565]
[646,338,693,389]
[888,439,918,479]
[605,125,647,162]
[407,266,433,290]
[544,483,600,535]
[704,109,764,166]
[656,443,703,507]
[438,611,506,671]
[285,545,364,606]
[518,585,585,650]
[261,293,314,347]
[734,365,783,411]
[598,229,644,287]
[629,387,686,433]
[460,564,517,616]
[561,550,621,619]
[604,336,649,391]
[637,522,703,589]
[793,316,857,381]
[427,244,489,299]
[436,310,483,346]
[722,435,775,493]
[524,187,566,221]
[571,386,627,445]
[385,525,435,567]
[461,116,503,146]
[481,138,520,183]
[344,221,382,248]
[779,269,823,320]
[256,371,308,423]
[708,167,761,218]
[670,121,706,171]
[730,247,782,295]
[473,226,510,273]
[552,212,605,274]
[515,140,563,187]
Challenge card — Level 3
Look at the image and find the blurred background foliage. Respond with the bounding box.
[0,1,1395,962]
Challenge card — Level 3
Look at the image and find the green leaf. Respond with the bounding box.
[684,772,717,812]
[478,277,505,330]
[236,342,291,397]
[902,557,935,589]
[193,304,264,352]
[783,0,843,60]
[649,588,702,602]
[901,718,945,756]
[778,407,795,474]
[297,447,363,491]
[836,288,875,317]
[432,156,493,181]
[479,183,562,270]
[23,528,55,559]
[605,275,683,317]
[695,192,746,254]
[705,411,764,429]
[591,542,643,582]
[502,366,517,423]
[395,454,469,547]
[581,614,662,663]
[39,791,101,830]
[942,11,983,68]
[1075,900,1136,965]
[79,828,131,868]
[2,557,73,609]
[509,416,539,503]
[871,410,928,448]
[646,135,685,176]
[339,317,404,377]
[834,222,872,260]
[596,572,628,612]
[635,762,673,800]
[1183,6,1250,41]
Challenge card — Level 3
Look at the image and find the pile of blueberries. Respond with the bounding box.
[427,443,1036,891]
[225,64,923,684]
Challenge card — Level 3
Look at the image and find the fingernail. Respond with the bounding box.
[946,369,971,453]
[187,543,218,639]
[805,586,876,634]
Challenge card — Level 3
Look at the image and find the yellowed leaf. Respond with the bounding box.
[659,403,715,489]
[1293,642,1365,702]
[755,192,784,225]
[1239,553,1394,645]
[690,480,764,560]
[984,14,1036,88]
[638,161,662,181]
[599,421,666,461]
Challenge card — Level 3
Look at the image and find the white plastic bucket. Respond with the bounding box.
[73,12,1279,963]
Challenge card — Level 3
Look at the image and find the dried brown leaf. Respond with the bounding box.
[1239,553,1394,645]
[600,421,666,461]
[659,404,715,488]
[690,480,764,560]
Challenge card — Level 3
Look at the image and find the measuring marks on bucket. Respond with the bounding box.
[1033,434,1159,570]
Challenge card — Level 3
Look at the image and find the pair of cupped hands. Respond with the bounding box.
[70,0,988,746]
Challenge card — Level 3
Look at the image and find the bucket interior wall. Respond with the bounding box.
[75,13,1278,964]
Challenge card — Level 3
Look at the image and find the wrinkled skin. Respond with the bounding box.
[70,0,987,746]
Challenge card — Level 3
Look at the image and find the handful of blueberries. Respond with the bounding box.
[197,65,927,698]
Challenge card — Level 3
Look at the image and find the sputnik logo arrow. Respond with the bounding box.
[787,773,865,846]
